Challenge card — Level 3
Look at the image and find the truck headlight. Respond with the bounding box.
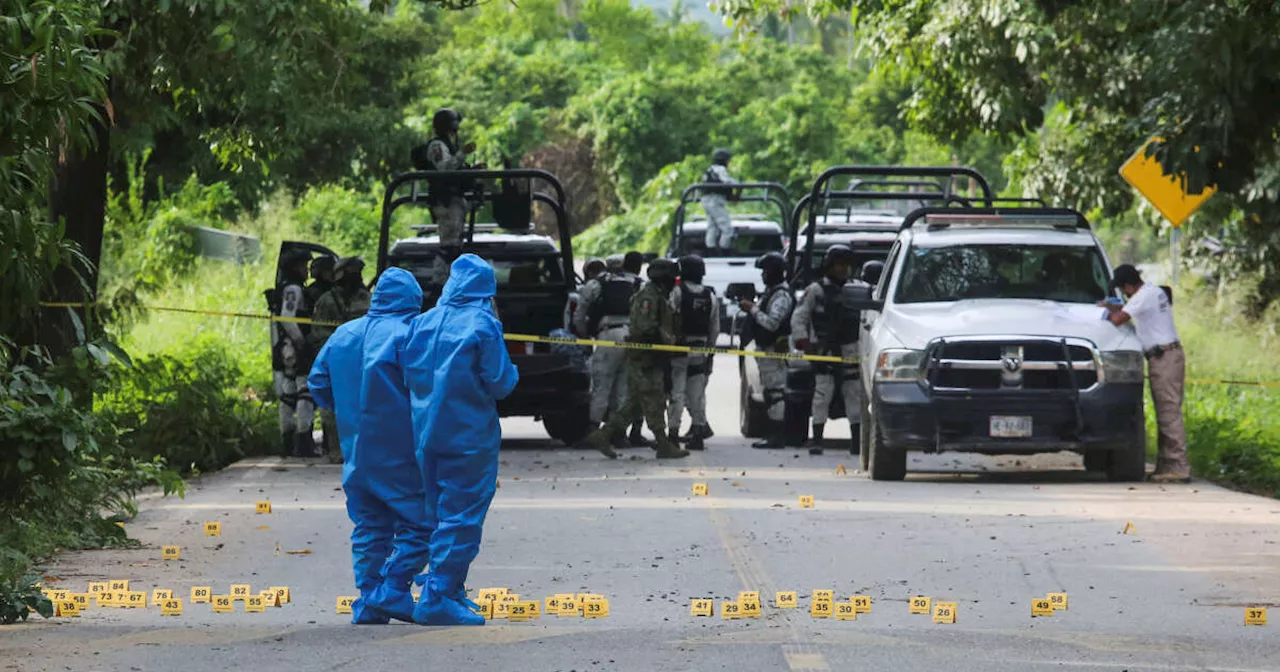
[874,349,924,382]
[1101,351,1145,383]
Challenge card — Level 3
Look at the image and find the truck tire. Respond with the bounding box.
[1106,405,1148,483]
[867,402,906,481]
[740,369,768,438]
[543,410,593,446]
[1082,450,1107,473]
[859,396,871,472]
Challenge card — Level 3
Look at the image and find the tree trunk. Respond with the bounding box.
[44,86,112,358]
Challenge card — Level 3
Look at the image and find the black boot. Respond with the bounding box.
[807,423,826,455]
[679,427,697,442]
[752,422,786,449]
[280,431,293,458]
[294,431,320,458]
[699,424,714,440]
[849,423,861,455]
[668,429,681,445]
[687,434,706,451]
[628,423,649,447]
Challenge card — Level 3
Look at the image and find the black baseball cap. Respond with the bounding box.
[1109,264,1142,289]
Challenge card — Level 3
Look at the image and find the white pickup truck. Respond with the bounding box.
[852,209,1148,481]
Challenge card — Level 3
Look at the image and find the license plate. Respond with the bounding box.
[989,415,1032,438]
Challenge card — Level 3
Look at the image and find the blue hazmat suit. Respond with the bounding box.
[401,254,519,625]
[309,267,431,624]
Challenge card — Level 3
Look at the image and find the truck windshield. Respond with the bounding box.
[677,232,783,256]
[895,244,1109,304]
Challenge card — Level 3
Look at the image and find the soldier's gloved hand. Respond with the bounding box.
[462,142,476,154]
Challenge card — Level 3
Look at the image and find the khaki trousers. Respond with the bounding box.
[1148,347,1189,476]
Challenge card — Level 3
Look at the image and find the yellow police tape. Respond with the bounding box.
[38,301,1280,385]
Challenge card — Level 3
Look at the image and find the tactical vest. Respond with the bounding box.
[680,284,715,341]
[271,280,310,370]
[588,274,640,335]
[813,280,859,349]
[746,284,791,348]
[701,166,733,197]
[425,137,462,205]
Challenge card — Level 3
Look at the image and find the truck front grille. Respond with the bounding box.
[926,339,1098,391]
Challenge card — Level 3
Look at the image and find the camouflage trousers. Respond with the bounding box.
[600,352,667,439]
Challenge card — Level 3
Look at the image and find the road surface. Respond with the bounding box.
[4,364,1279,671]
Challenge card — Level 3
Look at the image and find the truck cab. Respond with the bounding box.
[377,168,593,446]
[855,207,1147,481]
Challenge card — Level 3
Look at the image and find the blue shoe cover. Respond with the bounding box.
[351,597,391,625]
[367,585,416,623]
[412,592,485,626]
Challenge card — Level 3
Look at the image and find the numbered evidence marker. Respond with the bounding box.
[810,596,833,619]
[161,545,181,561]
[556,596,579,617]
[692,482,709,496]
[775,591,798,609]
[472,600,495,620]
[204,522,222,537]
[108,579,130,592]
[851,595,872,614]
[492,594,520,620]
[259,590,281,607]
[1047,592,1068,611]
[245,595,267,613]
[190,586,213,604]
[576,593,603,615]
[152,589,174,604]
[70,593,91,611]
[161,598,184,616]
[1244,607,1268,626]
[798,495,815,509]
[212,595,235,613]
[123,591,147,609]
[738,595,762,619]
[1032,598,1055,617]
[95,591,118,608]
[721,601,743,620]
[690,598,714,617]
[581,597,610,619]
[88,581,109,595]
[507,601,540,622]
[834,601,858,622]
[932,602,958,624]
[230,584,252,601]
[909,596,932,615]
[255,501,272,514]
[269,586,291,605]
[55,601,80,618]
[335,596,356,615]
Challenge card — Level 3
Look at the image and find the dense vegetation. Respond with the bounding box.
[3,0,1280,622]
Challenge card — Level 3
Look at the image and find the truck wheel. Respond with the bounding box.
[1082,450,1107,473]
[543,411,593,446]
[859,396,871,472]
[740,370,768,438]
[867,403,906,481]
[1106,405,1148,483]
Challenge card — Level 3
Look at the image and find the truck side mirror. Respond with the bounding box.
[859,260,884,286]
[842,283,883,312]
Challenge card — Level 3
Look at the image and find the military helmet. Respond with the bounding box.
[647,258,678,283]
[333,256,366,281]
[432,108,463,136]
[755,251,787,273]
[583,257,606,278]
[604,254,625,273]
[678,254,705,282]
[281,248,312,268]
[712,148,732,166]
[823,244,855,270]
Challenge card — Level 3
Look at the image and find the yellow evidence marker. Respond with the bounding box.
[834,602,857,621]
[256,501,272,514]
[798,495,815,509]
[690,598,714,617]
[152,589,174,604]
[123,591,147,609]
[508,602,540,622]
[1047,593,1068,611]
[245,595,267,613]
[472,600,495,620]
[87,582,108,595]
[582,597,610,619]
[556,598,578,617]
[721,601,742,620]
[46,589,70,602]
[909,596,932,615]
[108,579,130,592]
[212,596,235,613]
[932,602,957,624]
[1245,607,1267,626]
[204,522,222,537]
[161,598,183,616]
[70,594,91,611]
[190,586,212,604]
[259,590,280,607]
[812,589,834,603]
[835,464,847,475]
[95,591,117,608]
[162,545,181,561]
[230,584,252,601]
[775,591,798,609]
[270,586,291,604]
[810,599,833,619]
[740,599,761,619]
[1032,598,1054,617]
[55,601,80,618]
[692,483,709,496]
[335,596,356,614]
[738,590,760,604]
[852,595,871,614]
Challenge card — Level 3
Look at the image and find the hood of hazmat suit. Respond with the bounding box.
[402,254,519,626]
[309,267,430,624]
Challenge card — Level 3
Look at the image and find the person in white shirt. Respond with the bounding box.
[1101,264,1188,483]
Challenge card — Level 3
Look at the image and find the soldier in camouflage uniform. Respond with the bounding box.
[311,257,373,463]
[583,259,689,460]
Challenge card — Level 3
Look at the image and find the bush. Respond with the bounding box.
[97,339,277,474]
[0,571,51,625]
[293,185,382,260]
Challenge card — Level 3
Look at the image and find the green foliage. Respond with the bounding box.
[0,572,52,625]
[293,186,383,261]
[97,339,276,474]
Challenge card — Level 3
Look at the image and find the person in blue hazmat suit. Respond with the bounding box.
[309,267,432,625]
[401,253,519,626]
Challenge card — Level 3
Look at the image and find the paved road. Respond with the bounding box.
[4,364,1280,671]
